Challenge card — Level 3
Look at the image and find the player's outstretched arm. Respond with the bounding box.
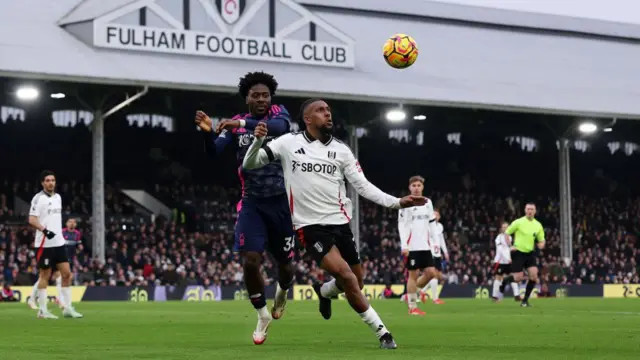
[243,138,270,170]
[342,152,425,209]
[243,105,290,135]
[216,106,291,136]
[343,162,400,208]
[196,111,233,158]
[243,122,283,170]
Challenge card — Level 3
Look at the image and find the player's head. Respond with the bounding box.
[408,175,424,196]
[66,218,77,230]
[525,203,536,219]
[39,170,56,193]
[434,209,441,222]
[500,222,508,233]
[299,99,333,136]
[238,71,278,117]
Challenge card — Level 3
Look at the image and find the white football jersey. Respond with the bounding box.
[431,222,448,258]
[397,201,436,252]
[243,131,401,228]
[29,191,65,248]
[493,233,512,264]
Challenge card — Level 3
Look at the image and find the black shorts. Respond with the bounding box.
[405,250,434,270]
[37,245,68,270]
[433,257,442,271]
[494,263,512,275]
[296,224,360,266]
[511,251,536,273]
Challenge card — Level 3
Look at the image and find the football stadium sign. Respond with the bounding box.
[90,0,355,68]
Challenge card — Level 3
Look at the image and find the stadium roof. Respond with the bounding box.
[2,0,640,119]
[58,0,137,26]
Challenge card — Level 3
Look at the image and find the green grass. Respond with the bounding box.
[1,299,639,359]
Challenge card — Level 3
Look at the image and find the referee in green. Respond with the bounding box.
[499,202,545,307]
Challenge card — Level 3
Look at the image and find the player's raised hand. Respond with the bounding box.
[216,118,241,133]
[195,111,213,132]
[254,122,268,138]
[399,195,427,208]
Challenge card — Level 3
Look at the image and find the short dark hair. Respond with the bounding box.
[297,98,322,123]
[409,175,425,184]
[238,71,278,98]
[39,170,55,183]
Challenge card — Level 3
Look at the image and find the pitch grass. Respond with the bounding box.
[2,298,639,359]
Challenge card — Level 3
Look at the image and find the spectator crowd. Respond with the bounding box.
[1,181,638,289]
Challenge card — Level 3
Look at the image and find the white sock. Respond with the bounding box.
[512,282,520,297]
[274,283,288,305]
[429,279,439,300]
[38,289,48,311]
[56,278,65,305]
[492,279,502,298]
[320,279,342,298]
[407,293,417,309]
[358,306,389,339]
[31,280,39,302]
[61,287,72,308]
[256,305,270,319]
[419,285,428,295]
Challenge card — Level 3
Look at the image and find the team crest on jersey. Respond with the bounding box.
[313,242,323,252]
[238,134,252,146]
[327,151,336,159]
[215,0,246,25]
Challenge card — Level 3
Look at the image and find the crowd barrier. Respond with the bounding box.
[8,284,640,303]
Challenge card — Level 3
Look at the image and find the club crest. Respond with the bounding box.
[215,0,246,25]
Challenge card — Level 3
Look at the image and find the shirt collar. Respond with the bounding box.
[303,130,333,146]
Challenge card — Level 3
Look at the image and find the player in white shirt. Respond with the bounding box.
[420,209,448,305]
[491,222,520,301]
[27,170,83,319]
[397,176,440,315]
[243,99,426,349]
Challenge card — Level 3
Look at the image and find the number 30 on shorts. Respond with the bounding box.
[283,236,295,251]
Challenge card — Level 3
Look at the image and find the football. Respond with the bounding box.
[383,34,419,69]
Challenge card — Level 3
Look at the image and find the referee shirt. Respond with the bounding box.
[505,216,545,253]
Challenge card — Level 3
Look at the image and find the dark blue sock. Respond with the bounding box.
[249,293,266,309]
[278,279,292,291]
